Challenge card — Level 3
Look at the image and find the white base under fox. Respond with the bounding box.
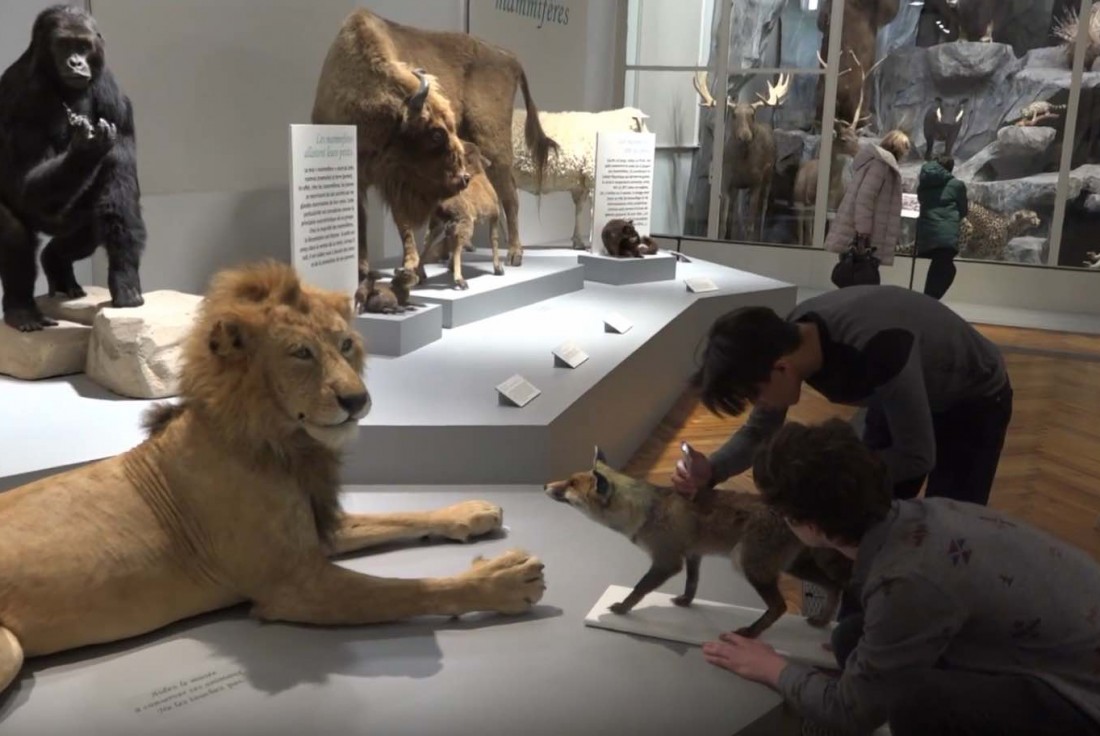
[584,584,837,670]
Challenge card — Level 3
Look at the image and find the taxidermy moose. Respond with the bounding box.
[923,97,968,160]
[692,71,791,242]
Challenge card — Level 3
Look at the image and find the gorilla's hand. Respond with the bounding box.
[69,116,117,158]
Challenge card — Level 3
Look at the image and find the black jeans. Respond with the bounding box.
[829,615,1100,736]
[923,248,957,300]
[863,379,1013,506]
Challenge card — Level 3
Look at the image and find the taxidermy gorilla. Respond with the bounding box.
[0,5,145,331]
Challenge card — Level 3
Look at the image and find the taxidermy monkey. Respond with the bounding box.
[924,97,968,160]
[544,446,852,638]
[354,269,420,314]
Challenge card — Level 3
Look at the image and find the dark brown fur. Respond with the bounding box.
[422,141,505,289]
[815,0,899,129]
[545,449,852,638]
[312,8,557,281]
[354,269,419,315]
[601,219,659,258]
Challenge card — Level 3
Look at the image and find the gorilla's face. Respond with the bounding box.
[34,8,104,91]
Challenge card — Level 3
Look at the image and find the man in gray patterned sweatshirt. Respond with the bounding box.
[673,285,1012,505]
[702,418,1100,735]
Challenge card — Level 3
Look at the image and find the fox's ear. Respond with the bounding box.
[593,445,608,467]
[594,470,612,504]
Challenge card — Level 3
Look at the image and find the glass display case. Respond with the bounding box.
[626,0,1100,273]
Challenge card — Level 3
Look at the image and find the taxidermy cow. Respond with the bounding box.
[815,0,900,129]
[312,9,557,284]
[923,97,968,160]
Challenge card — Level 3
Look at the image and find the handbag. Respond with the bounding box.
[831,234,881,288]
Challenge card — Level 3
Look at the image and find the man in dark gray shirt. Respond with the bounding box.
[673,285,1012,505]
[701,418,1100,736]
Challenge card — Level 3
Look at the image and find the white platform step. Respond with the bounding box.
[0,251,796,489]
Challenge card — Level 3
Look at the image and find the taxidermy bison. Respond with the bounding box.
[312,8,557,284]
[0,5,146,332]
[0,260,546,704]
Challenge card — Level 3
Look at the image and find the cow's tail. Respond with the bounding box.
[518,70,558,196]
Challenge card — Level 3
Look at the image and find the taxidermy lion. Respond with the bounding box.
[0,260,546,701]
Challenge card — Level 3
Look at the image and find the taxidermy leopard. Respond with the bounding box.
[1012,101,1067,128]
[959,203,1041,260]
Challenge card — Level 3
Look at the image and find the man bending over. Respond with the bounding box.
[702,418,1100,736]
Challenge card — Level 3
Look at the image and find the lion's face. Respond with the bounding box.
[255,303,370,450]
[182,261,371,453]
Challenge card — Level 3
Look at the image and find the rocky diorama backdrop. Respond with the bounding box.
[682,0,1100,268]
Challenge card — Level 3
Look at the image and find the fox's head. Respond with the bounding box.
[544,446,654,536]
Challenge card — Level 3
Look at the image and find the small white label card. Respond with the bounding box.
[496,374,541,407]
[604,311,633,334]
[552,340,589,369]
[901,192,920,219]
[685,276,719,293]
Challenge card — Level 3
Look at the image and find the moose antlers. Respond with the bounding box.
[753,74,792,110]
[691,71,790,111]
[816,48,887,130]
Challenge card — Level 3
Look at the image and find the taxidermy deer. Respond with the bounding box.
[692,71,791,242]
[923,97,968,160]
[815,0,900,127]
[791,50,880,246]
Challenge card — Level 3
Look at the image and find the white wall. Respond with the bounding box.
[458,0,625,249]
[0,0,93,303]
[89,0,466,294]
[680,238,1100,331]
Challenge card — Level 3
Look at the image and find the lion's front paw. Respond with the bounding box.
[465,549,545,614]
[609,601,633,615]
[433,500,503,542]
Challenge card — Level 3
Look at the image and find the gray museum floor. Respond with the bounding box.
[0,487,811,736]
[0,251,823,735]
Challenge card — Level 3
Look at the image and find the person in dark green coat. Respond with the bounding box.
[915,155,967,299]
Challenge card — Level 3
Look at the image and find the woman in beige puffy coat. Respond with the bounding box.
[824,130,911,266]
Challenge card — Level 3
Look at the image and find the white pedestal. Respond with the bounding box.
[354,304,442,357]
[579,252,677,286]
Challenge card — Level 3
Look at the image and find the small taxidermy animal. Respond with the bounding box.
[600,219,690,261]
[923,97,968,161]
[545,447,852,638]
[354,269,420,314]
[600,219,659,258]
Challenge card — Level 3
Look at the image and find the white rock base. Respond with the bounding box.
[36,285,113,326]
[85,290,203,399]
[0,320,92,380]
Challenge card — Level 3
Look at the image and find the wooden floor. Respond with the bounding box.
[623,323,1100,612]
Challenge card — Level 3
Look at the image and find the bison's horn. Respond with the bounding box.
[407,68,430,114]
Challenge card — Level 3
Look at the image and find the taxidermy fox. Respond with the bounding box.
[544,447,852,638]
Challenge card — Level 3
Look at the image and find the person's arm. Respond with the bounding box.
[865,330,937,485]
[955,180,968,219]
[852,161,887,237]
[777,574,964,732]
[707,405,787,484]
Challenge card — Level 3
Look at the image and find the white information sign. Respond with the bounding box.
[496,374,541,407]
[289,124,359,297]
[591,131,657,247]
[552,340,589,369]
[901,192,920,220]
[603,312,634,335]
[685,276,719,294]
